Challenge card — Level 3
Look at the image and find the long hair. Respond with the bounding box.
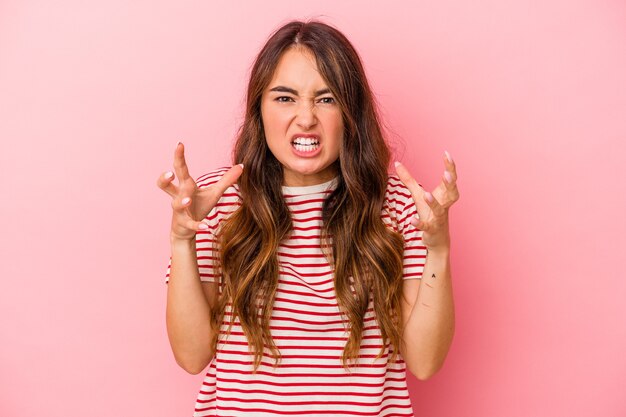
[210,20,406,371]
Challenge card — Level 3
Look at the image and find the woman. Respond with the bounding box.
[159,19,459,416]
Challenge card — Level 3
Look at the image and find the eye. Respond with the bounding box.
[275,96,294,103]
[318,97,336,104]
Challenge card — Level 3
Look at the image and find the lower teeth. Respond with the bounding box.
[294,144,318,152]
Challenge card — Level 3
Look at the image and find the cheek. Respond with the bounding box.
[261,102,284,130]
[265,109,292,135]
[323,112,344,150]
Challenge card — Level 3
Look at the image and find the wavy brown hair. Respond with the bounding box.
[209,20,406,371]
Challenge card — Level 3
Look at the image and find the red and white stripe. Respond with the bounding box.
[165,167,426,416]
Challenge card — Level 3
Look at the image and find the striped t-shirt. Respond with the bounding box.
[165,167,426,417]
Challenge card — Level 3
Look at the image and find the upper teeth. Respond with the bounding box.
[293,137,319,145]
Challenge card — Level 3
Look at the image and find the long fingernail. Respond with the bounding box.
[425,192,434,202]
[165,171,173,179]
[182,197,190,205]
[444,150,453,163]
[444,171,452,183]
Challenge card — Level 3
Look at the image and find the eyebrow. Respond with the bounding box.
[268,86,332,96]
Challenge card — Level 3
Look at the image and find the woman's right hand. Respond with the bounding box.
[157,142,243,242]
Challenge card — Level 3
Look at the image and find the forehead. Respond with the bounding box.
[266,47,328,91]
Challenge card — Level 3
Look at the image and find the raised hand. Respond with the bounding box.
[157,142,243,242]
[394,151,460,252]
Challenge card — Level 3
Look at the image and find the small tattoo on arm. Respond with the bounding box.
[425,274,436,287]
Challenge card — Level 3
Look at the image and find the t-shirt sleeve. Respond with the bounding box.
[164,167,240,285]
[386,176,427,280]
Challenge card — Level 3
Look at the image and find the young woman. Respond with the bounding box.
[159,19,459,417]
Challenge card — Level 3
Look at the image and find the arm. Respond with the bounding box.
[166,237,218,375]
[400,248,454,380]
[158,142,243,374]
[394,151,459,381]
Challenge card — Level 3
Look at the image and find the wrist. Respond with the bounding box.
[426,245,450,258]
[170,235,196,248]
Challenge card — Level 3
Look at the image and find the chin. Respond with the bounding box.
[288,162,323,174]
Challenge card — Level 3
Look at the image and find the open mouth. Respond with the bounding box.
[291,137,320,152]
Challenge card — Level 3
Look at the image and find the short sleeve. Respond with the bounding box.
[385,176,427,279]
[164,167,241,285]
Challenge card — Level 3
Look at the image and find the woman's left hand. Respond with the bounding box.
[394,151,460,252]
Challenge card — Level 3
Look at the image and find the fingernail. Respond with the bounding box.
[425,192,433,202]
[198,222,208,230]
[394,161,401,168]
[238,163,244,169]
[182,197,190,205]
[444,171,452,183]
[444,150,453,163]
[165,171,173,179]
[177,141,183,147]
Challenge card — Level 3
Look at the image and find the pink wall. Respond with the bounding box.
[1,1,625,416]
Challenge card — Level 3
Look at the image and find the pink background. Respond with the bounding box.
[1,1,625,416]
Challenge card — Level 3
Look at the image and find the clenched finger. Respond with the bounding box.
[443,151,458,183]
[442,171,460,203]
[171,195,193,213]
[157,171,178,197]
[424,191,446,218]
[183,217,209,232]
[394,161,424,201]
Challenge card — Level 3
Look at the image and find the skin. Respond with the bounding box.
[260,46,343,187]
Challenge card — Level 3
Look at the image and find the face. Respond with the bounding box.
[260,47,344,187]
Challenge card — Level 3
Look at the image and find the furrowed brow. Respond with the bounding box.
[269,86,332,96]
[269,86,298,95]
[314,88,331,96]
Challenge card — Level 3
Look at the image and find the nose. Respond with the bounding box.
[295,100,317,130]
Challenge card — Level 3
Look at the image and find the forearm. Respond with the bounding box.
[166,237,215,374]
[401,248,455,380]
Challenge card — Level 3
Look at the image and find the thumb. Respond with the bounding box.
[213,164,244,196]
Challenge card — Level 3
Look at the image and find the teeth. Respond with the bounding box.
[293,137,319,145]
[293,141,319,152]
